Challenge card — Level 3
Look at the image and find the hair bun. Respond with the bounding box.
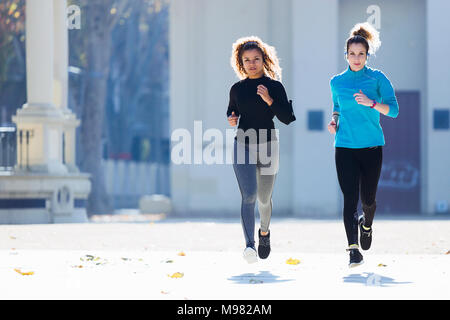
[352,27,372,41]
[349,22,381,54]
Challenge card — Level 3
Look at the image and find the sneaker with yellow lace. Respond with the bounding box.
[359,216,372,250]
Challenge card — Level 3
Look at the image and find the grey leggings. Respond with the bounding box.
[232,139,278,248]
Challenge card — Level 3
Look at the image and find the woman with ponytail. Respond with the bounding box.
[227,36,295,263]
[328,23,399,267]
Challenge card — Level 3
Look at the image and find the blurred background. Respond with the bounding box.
[0,0,449,224]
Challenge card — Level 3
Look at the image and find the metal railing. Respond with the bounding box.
[17,129,34,171]
[0,125,17,171]
[0,126,37,172]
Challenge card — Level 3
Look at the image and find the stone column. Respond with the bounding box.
[13,0,67,174]
[53,0,69,112]
[1,0,91,224]
[53,0,80,172]
[25,0,55,110]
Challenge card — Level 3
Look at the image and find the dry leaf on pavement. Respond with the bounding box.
[168,272,184,278]
[286,258,300,265]
[14,268,34,276]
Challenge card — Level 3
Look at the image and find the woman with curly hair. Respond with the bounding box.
[227,36,296,263]
[328,23,399,267]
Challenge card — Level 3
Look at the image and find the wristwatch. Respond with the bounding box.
[371,100,377,108]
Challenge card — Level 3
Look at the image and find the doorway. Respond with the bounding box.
[376,90,421,214]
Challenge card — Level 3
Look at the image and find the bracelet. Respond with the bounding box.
[371,100,377,108]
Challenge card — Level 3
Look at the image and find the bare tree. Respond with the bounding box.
[69,0,169,214]
[108,0,169,159]
[0,0,26,122]
[73,0,131,215]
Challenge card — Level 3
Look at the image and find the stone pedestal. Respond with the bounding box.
[0,172,90,224]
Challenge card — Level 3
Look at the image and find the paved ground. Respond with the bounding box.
[0,217,449,299]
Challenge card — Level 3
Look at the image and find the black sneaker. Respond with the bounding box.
[347,247,364,268]
[258,229,271,259]
[359,216,372,251]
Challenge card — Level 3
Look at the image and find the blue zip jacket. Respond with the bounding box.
[330,65,399,148]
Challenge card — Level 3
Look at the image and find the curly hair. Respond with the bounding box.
[230,36,282,81]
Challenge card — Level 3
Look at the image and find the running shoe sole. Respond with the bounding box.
[349,260,364,268]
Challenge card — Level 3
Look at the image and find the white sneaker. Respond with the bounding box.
[243,247,258,264]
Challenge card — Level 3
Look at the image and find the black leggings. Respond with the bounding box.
[335,146,383,246]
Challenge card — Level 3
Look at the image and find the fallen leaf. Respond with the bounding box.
[286,258,300,265]
[168,272,184,278]
[445,250,450,255]
[80,255,107,265]
[377,263,387,267]
[177,252,186,256]
[9,236,16,240]
[161,290,169,294]
[164,259,174,263]
[14,268,34,276]
[72,265,83,269]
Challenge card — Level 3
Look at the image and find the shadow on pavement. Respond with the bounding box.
[228,270,294,284]
[343,272,413,287]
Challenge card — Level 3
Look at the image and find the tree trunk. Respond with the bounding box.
[80,1,114,215]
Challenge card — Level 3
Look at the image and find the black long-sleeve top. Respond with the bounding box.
[226,75,295,144]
